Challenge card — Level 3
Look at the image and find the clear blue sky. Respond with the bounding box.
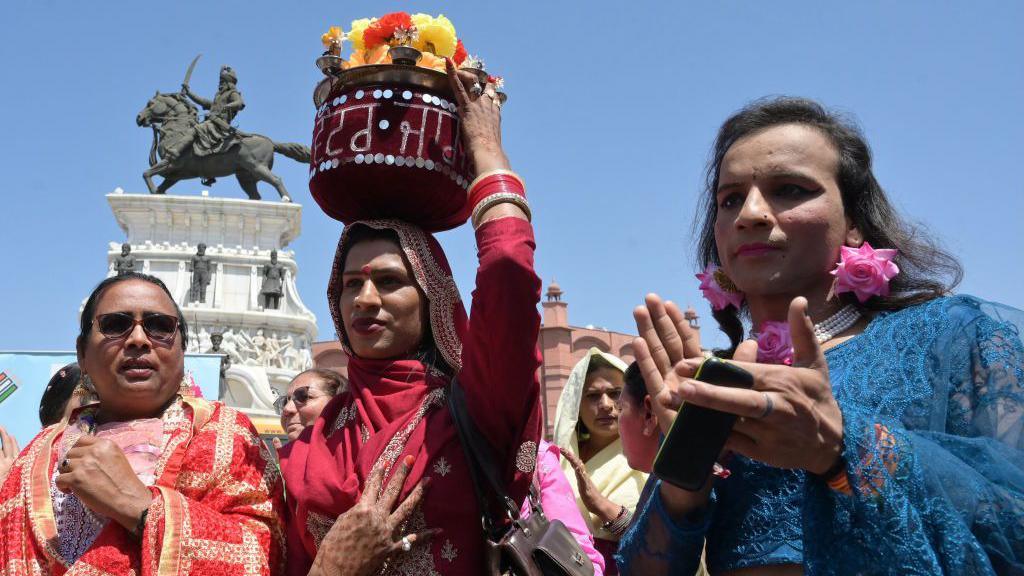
[1,1,1021,352]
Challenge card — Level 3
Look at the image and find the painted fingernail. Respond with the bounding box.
[404,455,415,467]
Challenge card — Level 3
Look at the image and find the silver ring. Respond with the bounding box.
[400,536,412,552]
[470,83,483,97]
[759,392,774,418]
[60,458,70,472]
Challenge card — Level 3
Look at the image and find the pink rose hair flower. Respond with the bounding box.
[757,321,793,365]
[696,264,744,311]
[830,242,899,303]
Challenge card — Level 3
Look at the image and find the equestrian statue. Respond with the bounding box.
[135,55,310,201]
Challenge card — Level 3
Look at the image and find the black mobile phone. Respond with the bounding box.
[652,356,754,491]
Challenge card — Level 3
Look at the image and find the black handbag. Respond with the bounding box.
[447,379,595,576]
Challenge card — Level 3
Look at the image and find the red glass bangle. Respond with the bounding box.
[469,175,525,209]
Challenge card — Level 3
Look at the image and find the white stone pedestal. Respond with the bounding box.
[103,191,318,421]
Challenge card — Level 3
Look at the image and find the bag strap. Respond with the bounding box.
[447,378,523,534]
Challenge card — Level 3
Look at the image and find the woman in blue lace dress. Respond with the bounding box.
[618,97,1024,575]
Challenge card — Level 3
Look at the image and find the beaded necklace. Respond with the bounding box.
[750,304,862,345]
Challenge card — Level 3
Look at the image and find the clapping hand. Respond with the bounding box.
[637,296,844,477]
[632,294,706,437]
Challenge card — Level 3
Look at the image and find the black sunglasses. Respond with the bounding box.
[273,386,322,414]
[94,312,180,343]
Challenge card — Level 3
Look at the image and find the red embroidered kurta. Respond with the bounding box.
[0,397,285,576]
[282,217,544,575]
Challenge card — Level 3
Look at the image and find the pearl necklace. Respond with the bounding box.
[812,304,861,344]
[751,304,862,344]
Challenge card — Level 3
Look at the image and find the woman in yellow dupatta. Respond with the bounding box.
[0,273,283,575]
[554,348,648,575]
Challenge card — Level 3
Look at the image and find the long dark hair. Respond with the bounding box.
[696,97,962,353]
[336,225,454,378]
[78,273,189,352]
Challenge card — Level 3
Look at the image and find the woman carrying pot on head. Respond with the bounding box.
[554,348,648,575]
[0,273,284,575]
[280,59,546,575]
[618,97,1024,575]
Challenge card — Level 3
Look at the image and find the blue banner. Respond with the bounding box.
[0,351,223,447]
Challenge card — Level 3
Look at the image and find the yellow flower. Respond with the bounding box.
[321,26,344,53]
[434,14,456,38]
[348,17,375,51]
[411,13,433,31]
[414,13,457,58]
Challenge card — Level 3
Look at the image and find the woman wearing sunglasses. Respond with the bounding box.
[0,273,284,575]
[277,369,347,442]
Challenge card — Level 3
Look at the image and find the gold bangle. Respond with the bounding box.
[471,193,532,229]
[467,169,525,194]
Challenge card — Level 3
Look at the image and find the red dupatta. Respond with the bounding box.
[282,219,542,575]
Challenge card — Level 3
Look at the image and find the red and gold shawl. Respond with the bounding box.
[0,396,285,576]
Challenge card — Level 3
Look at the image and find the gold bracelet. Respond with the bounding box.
[471,193,532,229]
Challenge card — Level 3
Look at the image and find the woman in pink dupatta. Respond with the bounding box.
[281,61,545,575]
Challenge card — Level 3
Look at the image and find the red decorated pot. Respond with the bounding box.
[309,64,473,231]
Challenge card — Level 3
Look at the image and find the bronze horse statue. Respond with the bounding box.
[136,92,310,201]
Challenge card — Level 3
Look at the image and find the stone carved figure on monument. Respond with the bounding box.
[234,328,270,366]
[285,335,314,371]
[269,332,294,369]
[113,243,137,276]
[260,250,285,310]
[206,332,232,378]
[217,329,248,365]
[135,55,311,200]
[187,243,214,303]
[214,327,309,371]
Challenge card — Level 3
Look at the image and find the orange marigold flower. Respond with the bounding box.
[363,11,415,49]
[418,51,447,72]
[453,39,468,66]
[348,45,392,67]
